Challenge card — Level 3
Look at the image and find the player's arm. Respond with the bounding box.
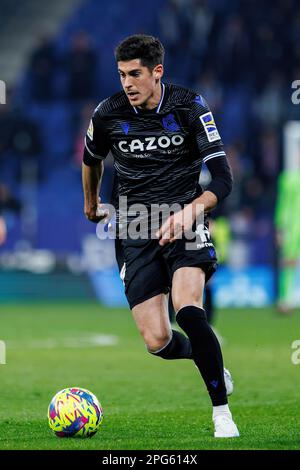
[190,96,232,215]
[157,157,232,245]
[191,152,233,216]
[82,110,110,223]
[190,96,233,215]
[157,96,232,244]
[82,160,107,222]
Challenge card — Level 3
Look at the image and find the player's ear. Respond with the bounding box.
[153,64,163,79]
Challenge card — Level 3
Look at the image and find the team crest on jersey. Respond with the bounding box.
[200,112,220,142]
[162,114,180,132]
[87,120,94,140]
[120,122,130,135]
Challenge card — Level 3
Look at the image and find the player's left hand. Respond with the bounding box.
[156,204,196,246]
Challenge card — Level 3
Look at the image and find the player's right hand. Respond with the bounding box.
[84,197,109,224]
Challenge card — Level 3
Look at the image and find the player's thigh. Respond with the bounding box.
[115,238,170,310]
[171,266,206,312]
[132,293,171,350]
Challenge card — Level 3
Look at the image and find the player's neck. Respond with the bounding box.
[138,82,163,111]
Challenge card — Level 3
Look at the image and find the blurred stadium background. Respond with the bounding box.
[1,0,299,308]
[1,0,300,451]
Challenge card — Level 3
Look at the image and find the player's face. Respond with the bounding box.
[118,59,163,109]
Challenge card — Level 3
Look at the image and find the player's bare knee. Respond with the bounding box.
[144,331,172,353]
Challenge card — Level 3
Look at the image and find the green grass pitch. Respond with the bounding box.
[0,302,299,450]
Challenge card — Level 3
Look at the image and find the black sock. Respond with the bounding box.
[176,305,227,406]
[204,284,215,325]
[149,329,192,360]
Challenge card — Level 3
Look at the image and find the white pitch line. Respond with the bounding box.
[7,334,118,350]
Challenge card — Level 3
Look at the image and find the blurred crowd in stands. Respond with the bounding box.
[158,0,299,265]
[160,0,299,209]
[0,0,298,265]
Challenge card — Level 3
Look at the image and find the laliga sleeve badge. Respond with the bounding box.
[87,119,94,140]
[200,112,220,143]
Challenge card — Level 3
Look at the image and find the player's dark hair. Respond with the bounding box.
[115,34,164,70]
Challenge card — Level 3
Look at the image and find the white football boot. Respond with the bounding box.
[194,366,234,396]
[224,367,234,396]
[213,412,240,438]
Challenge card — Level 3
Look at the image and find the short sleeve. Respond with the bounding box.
[189,94,226,164]
[83,109,110,165]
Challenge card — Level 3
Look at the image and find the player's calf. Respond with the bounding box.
[176,305,228,405]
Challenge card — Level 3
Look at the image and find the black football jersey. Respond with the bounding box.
[84,82,226,208]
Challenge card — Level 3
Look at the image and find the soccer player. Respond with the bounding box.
[82,35,239,438]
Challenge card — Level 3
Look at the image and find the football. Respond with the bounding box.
[48,387,103,437]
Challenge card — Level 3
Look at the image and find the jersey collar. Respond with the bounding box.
[132,82,165,114]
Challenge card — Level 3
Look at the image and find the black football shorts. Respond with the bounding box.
[115,222,217,309]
